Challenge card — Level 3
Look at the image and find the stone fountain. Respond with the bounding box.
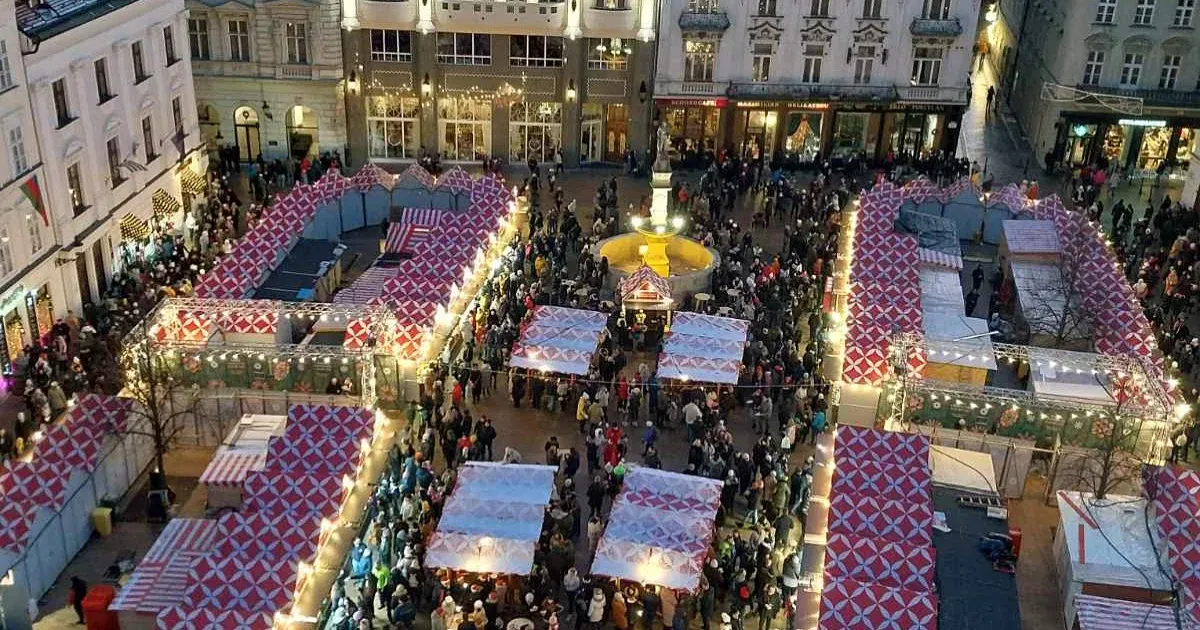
[596,123,718,297]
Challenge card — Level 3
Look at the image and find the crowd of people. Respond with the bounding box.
[323,152,848,630]
[0,173,251,460]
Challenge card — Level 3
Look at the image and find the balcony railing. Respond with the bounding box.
[897,85,970,104]
[1077,84,1200,108]
[279,65,312,79]
[655,80,730,96]
[910,17,963,36]
[678,11,730,32]
[729,82,895,101]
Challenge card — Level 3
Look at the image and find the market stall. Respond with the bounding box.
[591,467,722,591]
[921,311,997,385]
[110,518,219,629]
[199,414,286,509]
[425,462,557,575]
[656,312,749,385]
[509,306,609,375]
[618,266,673,337]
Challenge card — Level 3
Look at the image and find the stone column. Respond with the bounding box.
[415,32,439,155]
[628,39,655,154]
[342,29,368,168]
[561,37,585,167]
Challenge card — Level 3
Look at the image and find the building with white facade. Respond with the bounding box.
[652,0,978,165]
[340,0,655,167]
[0,0,54,374]
[1,0,206,370]
[995,0,1200,175]
[185,0,347,163]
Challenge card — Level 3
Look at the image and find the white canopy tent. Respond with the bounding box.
[657,312,750,385]
[1052,491,1172,626]
[922,312,998,370]
[424,462,556,575]
[1028,349,1116,407]
[929,445,999,495]
[918,267,966,316]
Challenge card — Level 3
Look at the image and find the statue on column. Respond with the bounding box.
[654,121,671,171]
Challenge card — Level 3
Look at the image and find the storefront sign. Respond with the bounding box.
[735,101,830,110]
[656,97,729,108]
[0,284,26,316]
[1119,119,1167,128]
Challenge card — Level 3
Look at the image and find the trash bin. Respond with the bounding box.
[91,507,113,537]
[82,585,118,630]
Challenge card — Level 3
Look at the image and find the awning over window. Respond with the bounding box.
[152,189,182,220]
[120,213,149,241]
[180,169,207,195]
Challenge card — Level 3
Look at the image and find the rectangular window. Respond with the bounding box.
[172,96,184,136]
[686,0,719,11]
[802,44,823,83]
[164,26,178,65]
[436,33,491,65]
[51,78,71,126]
[683,40,715,81]
[367,95,420,159]
[95,58,112,102]
[1096,0,1117,22]
[106,137,123,187]
[809,0,829,16]
[1083,50,1105,85]
[7,125,26,175]
[66,163,86,215]
[854,46,875,83]
[132,41,149,82]
[587,38,630,70]
[757,0,776,15]
[0,229,13,278]
[594,0,628,8]
[1176,0,1194,24]
[370,29,413,62]
[510,35,565,67]
[142,116,156,161]
[1121,53,1144,86]
[863,0,882,17]
[911,46,943,85]
[921,0,951,18]
[1134,0,1156,23]
[285,22,308,64]
[228,19,250,62]
[188,18,210,60]
[1160,54,1180,88]
[0,40,12,90]
[752,47,772,82]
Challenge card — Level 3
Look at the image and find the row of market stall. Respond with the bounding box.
[0,395,151,605]
[508,304,750,385]
[820,425,937,629]
[109,403,378,629]
[425,462,722,593]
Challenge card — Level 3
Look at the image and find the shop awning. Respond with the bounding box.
[119,213,150,241]
[180,168,207,195]
[152,189,182,219]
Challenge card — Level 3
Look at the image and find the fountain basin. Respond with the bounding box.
[595,233,719,299]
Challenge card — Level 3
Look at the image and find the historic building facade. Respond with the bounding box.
[1,0,205,367]
[996,0,1200,175]
[652,0,979,165]
[185,0,347,163]
[340,0,655,167]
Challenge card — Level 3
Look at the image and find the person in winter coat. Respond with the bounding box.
[588,588,608,626]
[432,596,456,630]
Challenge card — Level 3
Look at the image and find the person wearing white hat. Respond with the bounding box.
[588,588,607,625]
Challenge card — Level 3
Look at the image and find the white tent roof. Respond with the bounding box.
[1010,261,1090,338]
[1056,491,1171,590]
[425,462,556,575]
[922,312,998,370]
[918,267,965,316]
[657,312,750,384]
[1003,220,1061,255]
[1028,349,1116,406]
[929,446,998,495]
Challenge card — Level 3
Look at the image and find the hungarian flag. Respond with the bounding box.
[20,176,47,226]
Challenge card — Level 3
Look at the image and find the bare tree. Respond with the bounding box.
[1014,240,1096,351]
[117,324,201,487]
[1053,380,1148,500]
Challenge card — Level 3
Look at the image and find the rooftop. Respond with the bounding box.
[932,486,1022,630]
[15,0,142,41]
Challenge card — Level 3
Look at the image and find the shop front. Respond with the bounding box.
[727,101,829,165]
[0,284,28,376]
[1055,113,1199,175]
[509,101,563,164]
[657,97,726,165]
[581,102,629,164]
[438,97,492,162]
